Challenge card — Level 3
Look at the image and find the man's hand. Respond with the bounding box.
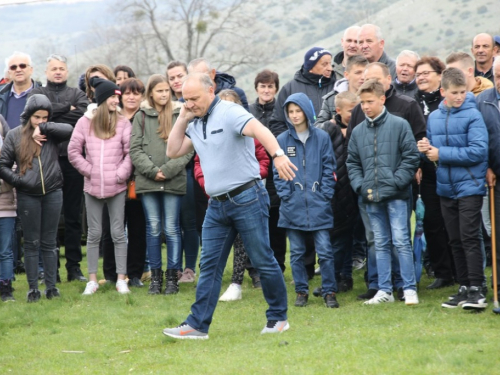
[70,105,76,111]
[32,126,47,146]
[180,102,196,122]
[154,170,166,181]
[417,137,431,153]
[274,156,298,181]
[415,168,422,185]
[486,168,496,187]
[426,146,439,162]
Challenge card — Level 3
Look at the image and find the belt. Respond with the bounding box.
[212,180,258,202]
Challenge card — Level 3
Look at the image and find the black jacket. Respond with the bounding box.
[269,67,336,137]
[0,122,72,196]
[393,79,418,99]
[317,114,357,233]
[29,80,88,156]
[249,98,280,206]
[214,72,249,111]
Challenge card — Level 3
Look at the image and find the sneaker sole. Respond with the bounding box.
[162,330,208,340]
[462,302,488,310]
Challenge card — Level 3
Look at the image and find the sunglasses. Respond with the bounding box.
[9,63,30,71]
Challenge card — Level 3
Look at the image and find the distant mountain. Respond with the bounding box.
[1,0,499,100]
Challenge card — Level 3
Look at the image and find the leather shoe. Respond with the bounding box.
[67,268,88,282]
[426,278,454,289]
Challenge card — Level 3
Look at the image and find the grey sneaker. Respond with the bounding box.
[162,323,208,340]
[260,320,290,334]
[352,257,366,270]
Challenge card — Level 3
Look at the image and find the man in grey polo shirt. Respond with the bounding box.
[164,72,297,339]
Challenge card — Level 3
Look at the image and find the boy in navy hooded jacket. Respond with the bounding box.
[273,92,339,308]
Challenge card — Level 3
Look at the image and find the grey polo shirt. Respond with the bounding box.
[186,96,260,197]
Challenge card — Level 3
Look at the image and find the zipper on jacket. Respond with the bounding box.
[444,109,457,197]
[100,139,105,198]
[465,167,480,186]
[301,142,310,229]
[38,157,46,195]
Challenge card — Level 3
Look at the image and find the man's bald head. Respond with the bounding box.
[341,26,361,58]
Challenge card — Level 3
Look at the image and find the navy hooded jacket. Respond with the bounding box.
[426,92,488,199]
[477,87,500,177]
[274,92,336,230]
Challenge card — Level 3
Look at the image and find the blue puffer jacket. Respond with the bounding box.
[274,93,336,230]
[476,88,500,176]
[426,92,488,199]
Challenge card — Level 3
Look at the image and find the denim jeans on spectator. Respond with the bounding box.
[358,197,403,290]
[185,181,287,333]
[366,199,417,293]
[0,217,15,280]
[17,189,62,290]
[141,192,182,270]
[288,228,337,296]
[180,166,200,271]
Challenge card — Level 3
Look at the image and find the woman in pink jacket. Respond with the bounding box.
[68,77,133,295]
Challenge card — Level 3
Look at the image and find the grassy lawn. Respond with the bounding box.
[1,248,498,375]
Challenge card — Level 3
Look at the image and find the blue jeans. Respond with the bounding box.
[185,181,287,333]
[180,166,200,270]
[288,229,337,295]
[366,199,416,292]
[0,217,15,281]
[358,197,403,290]
[141,192,182,270]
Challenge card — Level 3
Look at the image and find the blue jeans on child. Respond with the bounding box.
[288,229,337,296]
[366,199,416,293]
[141,192,183,271]
[185,181,287,333]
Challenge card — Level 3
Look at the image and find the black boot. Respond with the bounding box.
[164,269,179,295]
[338,276,354,293]
[148,269,163,295]
[0,280,15,302]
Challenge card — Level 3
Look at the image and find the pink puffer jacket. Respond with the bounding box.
[68,112,132,199]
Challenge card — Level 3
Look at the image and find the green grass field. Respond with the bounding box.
[1,248,498,375]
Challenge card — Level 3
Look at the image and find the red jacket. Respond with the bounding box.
[194,139,269,197]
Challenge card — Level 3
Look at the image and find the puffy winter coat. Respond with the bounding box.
[129,101,192,195]
[68,108,132,199]
[269,67,336,137]
[317,114,357,233]
[347,108,420,203]
[0,121,72,196]
[426,93,488,199]
[477,87,500,176]
[274,92,336,230]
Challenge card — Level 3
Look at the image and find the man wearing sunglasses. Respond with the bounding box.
[0,52,40,130]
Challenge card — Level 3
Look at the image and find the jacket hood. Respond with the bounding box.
[472,76,494,96]
[214,72,236,92]
[20,94,53,124]
[438,92,477,113]
[283,93,316,131]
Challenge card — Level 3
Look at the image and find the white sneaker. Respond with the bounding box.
[404,289,419,305]
[82,281,99,295]
[363,290,395,305]
[219,283,242,301]
[314,266,321,275]
[116,279,131,294]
